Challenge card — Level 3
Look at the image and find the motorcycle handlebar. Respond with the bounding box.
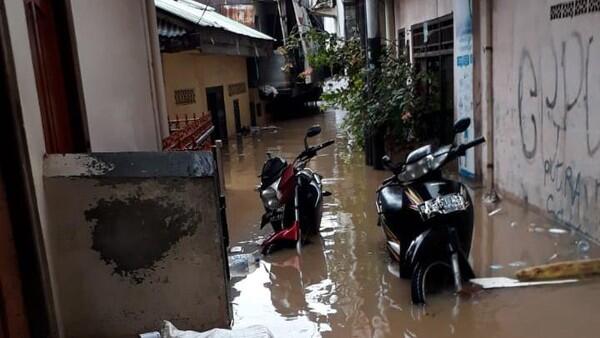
[297,139,335,161]
[382,155,403,175]
[457,136,486,155]
[465,136,486,148]
[315,139,335,151]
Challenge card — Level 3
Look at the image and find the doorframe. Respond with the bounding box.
[0,1,56,336]
[24,0,89,153]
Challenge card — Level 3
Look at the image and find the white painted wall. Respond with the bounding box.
[394,0,452,30]
[70,0,165,151]
[392,0,453,65]
[493,0,600,239]
[3,0,61,334]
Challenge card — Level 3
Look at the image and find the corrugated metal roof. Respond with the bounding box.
[155,0,275,41]
[157,18,188,38]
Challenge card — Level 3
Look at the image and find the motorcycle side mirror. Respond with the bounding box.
[305,125,321,149]
[382,155,392,166]
[306,125,321,138]
[453,118,471,134]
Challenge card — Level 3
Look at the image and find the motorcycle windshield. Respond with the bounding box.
[261,157,288,188]
[397,145,451,182]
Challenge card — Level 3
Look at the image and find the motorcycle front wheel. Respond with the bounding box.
[410,259,454,304]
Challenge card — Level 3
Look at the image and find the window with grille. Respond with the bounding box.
[174,88,196,105]
[411,14,453,59]
[397,28,407,56]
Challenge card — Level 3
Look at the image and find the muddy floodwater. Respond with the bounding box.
[223,110,600,338]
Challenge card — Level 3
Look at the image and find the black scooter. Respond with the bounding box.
[376,118,485,304]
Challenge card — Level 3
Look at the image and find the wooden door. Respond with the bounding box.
[24,0,86,153]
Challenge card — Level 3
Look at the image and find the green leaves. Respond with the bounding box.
[283,29,441,149]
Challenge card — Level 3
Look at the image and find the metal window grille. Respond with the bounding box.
[174,89,196,105]
[411,14,453,59]
[397,28,407,56]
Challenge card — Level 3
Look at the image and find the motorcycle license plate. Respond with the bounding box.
[418,193,468,220]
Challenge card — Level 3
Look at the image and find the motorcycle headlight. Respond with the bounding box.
[260,187,280,210]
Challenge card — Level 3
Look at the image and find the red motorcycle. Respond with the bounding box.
[257,125,334,254]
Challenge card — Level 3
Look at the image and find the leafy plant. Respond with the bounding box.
[282,28,441,149]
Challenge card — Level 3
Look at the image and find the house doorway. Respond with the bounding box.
[233,99,242,133]
[206,86,228,142]
[250,102,257,127]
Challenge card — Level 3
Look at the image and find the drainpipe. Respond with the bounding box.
[144,0,170,144]
[483,0,499,202]
[365,0,380,70]
[365,0,384,169]
[336,0,346,39]
[384,0,395,45]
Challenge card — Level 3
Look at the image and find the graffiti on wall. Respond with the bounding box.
[517,29,600,232]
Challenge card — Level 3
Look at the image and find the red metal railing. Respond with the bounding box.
[162,113,214,151]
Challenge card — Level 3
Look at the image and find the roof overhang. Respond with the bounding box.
[157,11,273,57]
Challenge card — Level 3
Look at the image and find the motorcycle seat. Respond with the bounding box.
[378,185,404,214]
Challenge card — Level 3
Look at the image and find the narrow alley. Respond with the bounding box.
[225,110,600,338]
[2,0,600,336]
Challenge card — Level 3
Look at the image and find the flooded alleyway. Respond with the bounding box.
[223,110,600,338]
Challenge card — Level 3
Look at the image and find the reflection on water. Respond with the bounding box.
[225,110,600,338]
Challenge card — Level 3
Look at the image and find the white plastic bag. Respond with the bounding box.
[161,321,274,338]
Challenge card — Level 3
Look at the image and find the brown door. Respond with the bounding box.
[24,0,86,153]
[0,177,30,338]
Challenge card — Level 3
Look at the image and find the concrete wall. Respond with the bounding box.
[394,0,452,30]
[493,0,600,239]
[248,87,269,127]
[162,52,254,137]
[70,0,167,152]
[44,152,230,337]
[3,0,194,335]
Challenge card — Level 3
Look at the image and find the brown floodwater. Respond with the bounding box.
[223,110,600,338]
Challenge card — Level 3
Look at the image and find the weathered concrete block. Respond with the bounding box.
[44,152,230,338]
